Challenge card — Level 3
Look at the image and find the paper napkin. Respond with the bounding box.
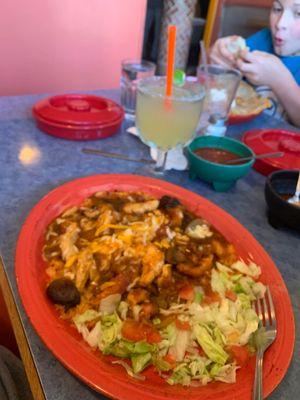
[126,126,188,171]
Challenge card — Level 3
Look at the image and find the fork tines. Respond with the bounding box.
[254,286,277,329]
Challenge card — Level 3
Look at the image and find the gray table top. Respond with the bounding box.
[0,90,299,400]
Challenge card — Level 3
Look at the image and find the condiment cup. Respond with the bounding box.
[287,171,300,204]
[187,135,254,192]
[265,170,300,231]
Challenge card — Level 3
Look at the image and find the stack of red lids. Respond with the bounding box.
[33,94,124,140]
[243,129,300,176]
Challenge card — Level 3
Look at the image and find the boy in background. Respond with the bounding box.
[210,0,300,126]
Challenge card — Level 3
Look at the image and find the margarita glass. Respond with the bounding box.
[136,76,205,174]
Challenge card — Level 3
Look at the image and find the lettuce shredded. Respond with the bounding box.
[152,356,172,372]
[71,257,265,387]
[169,329,190,362]
[100,293,121,315]
[214,364,239,383]
[131,353,152,373]
[73,309,99,325]
[73,309,100,342]
[99,313,122,351]
[231,260,261,279]
[193,324,228,365]
[167,363,191,386]
[112,360,146,381]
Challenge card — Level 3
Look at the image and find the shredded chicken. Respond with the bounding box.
[123,199,159,215]
[44,191,238,319]
[99,274,128,300]
[75,249,97,291]
[139,302,157,319]
[157,264,173,287]
[127,288,149,306]
[176,255,213,277]
[95,204,117,235]
[212,240,237,266]
[59,223,80,261]
[139,244,164,286]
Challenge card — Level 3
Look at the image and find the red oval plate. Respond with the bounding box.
[15,174,295,400]
[243,129,300,176]
[228,81,269,125]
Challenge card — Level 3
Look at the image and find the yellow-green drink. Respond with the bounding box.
[136,77,205,151]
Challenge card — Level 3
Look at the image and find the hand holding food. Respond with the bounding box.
[226,36,248,58]
[209,36,247,68]
[236,50,290,88]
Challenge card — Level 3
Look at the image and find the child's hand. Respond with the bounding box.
[209,36,239,68]
[236,51,288,88]
[209,36,246,68]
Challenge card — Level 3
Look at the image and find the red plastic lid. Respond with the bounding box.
[243,129,300,176]
[32,94,124,140]
[33,94,124,126]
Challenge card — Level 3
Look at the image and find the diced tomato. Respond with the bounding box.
[121,320,161,343]
[121,320,147,342]
[146,329,162,344]
[175,318,191,331]
[163,354,176,368]
[225,289,237,302]
[202,289,221,305]
[227,345,251,367]
[179,285,195,301]
[164,353,176,363]
[197,346,205,357]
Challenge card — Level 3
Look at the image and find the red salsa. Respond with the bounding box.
[280,193,293,201]
[280,193,300,206]
[194,147,246,165]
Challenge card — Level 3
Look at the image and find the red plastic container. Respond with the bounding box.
[33,94,124,140]
[243,128,300,175]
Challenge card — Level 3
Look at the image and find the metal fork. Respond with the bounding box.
[252,286,277,400]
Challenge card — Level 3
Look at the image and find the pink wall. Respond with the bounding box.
[0,0,147,95]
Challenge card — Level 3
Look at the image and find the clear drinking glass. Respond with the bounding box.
[136,76,205,175]
[120,59,156,120]
[197,64,241,128]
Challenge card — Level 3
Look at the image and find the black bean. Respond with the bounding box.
[46,278,80,308]
[181,212,194,230]
[159,196,181,209]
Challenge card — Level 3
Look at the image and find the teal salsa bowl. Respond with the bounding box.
[187,136,255,192]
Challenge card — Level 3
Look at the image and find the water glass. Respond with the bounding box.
[197,64,241,125]
[120,59,156,120]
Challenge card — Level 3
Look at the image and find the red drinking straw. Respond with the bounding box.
[165,25,177,98]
